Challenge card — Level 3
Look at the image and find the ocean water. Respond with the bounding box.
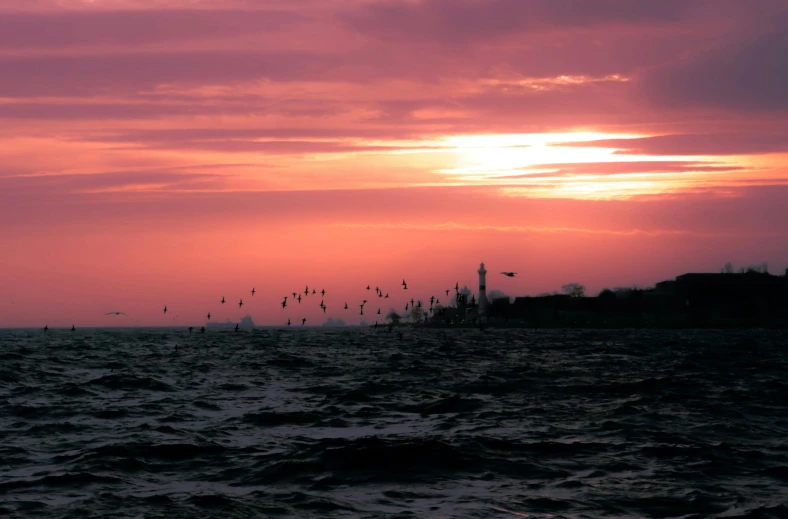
[1,328,787,519]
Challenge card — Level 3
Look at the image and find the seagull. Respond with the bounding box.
[292,292,297,299]
[445,289,450,296]
[163,306,167,314]
[221,297,225,304]
[344,303,348,309]
[301,318,307,326]
[321,289,326,296]
[281,298,287,309]
[501,272,517,277]
[304,286,309,296]
[377,308,381,314]
[105,312,127,316]
[239,299,243,308]
[297,294,302,303]
[251,287,256,296]
[384,293,389,298]
[402,281,408,290]
[207,312,211,320]
[366,285,370,290]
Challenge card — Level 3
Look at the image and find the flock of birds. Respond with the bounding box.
[44,272,517,332]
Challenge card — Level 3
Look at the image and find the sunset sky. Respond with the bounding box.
[2,0,788,327]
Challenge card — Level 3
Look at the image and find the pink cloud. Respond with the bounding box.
[564,134,788,156]
[0,9,304,49]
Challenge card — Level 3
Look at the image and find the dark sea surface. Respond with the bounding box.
[1,328,787,519]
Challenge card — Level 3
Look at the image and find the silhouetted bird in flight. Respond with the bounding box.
[251,287,256,296]
[287,318,291,326]
[405,303,409,311]
[362,299,368,305]
[366,285,370,290]
[321,289,326,296]
[455,282,459,291]
[297,294,302,303]
[384,293,389,298]
[106,312,126,316]
[377,308,381,314]
[312,289,316,294]
[304,286,309,296]
[163,306,167,314]
[207,312,211,320]
[344,303,348,309]
[281,298,287,309]
[292,292,297,299]
[221,297,225,304]
[301,318,306,326]
[501,272,517,277]
[410,298,415,306]
[402,281,408,290]
[322,306,326,314]
[235,324,239,332]
[417,301,422,308]
[445,289,450,295]
[239,299,243,308]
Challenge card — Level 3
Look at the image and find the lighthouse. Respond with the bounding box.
[478,262,488,315]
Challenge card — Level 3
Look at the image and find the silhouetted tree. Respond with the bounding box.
[386,311,401,325]
[562,283,585,298]
[599,288,616,300]
[408,306,426,324]
[722,262,734,274]
[598,288,616,311]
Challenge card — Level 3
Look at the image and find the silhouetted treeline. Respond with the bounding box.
[427,268,788,329]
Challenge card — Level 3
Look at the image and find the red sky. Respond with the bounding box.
[2,0,787,327]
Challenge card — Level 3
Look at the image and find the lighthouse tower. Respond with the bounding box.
[478,262,488,315]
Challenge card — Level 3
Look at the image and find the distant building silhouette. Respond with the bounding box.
[427,265,788,329]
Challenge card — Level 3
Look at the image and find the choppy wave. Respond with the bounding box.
[1,327,787,518]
